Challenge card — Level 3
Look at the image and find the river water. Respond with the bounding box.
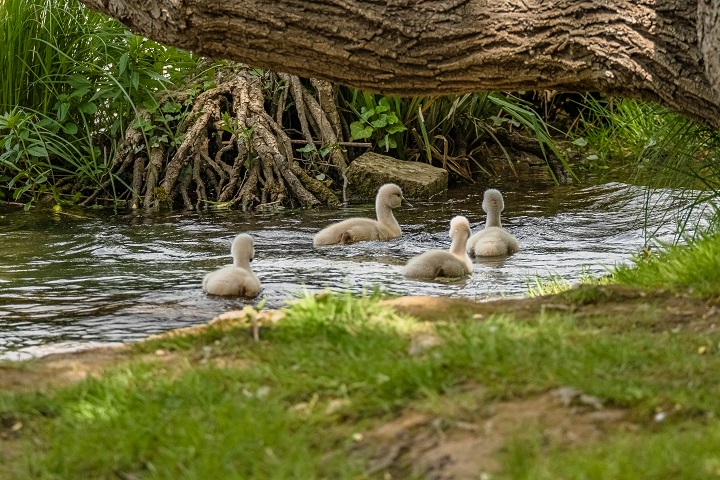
[0,181,708,359]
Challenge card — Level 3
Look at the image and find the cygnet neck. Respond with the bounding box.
[376,196,401,236]
[485,208,502,228]
[233,255,251,270]
[449,229,469,256]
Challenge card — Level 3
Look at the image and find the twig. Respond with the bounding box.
[289,140,372,147]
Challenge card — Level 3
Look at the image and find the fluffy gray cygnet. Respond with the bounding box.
[202,233,261,297]
[404,216,473,279]
[466,189,520,257]
[313,183,407,246]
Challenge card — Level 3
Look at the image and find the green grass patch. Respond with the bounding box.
[503,421,720,479]
[1,292,720,478]
[613,231,720,297]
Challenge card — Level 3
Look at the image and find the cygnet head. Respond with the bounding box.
[230,233,254,265]
[482,189,505,214]
[377,183,405,209]
[449,215,471,239]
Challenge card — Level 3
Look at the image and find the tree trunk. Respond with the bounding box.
[80,0,720,128]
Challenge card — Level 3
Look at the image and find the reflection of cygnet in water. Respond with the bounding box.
[313,183,407,246]
[467,189,520,258]
[404,216,473,279]
[202,233,261,297]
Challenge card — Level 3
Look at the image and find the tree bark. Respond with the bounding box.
[79,0,720,128]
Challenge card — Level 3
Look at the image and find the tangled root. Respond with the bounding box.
[86,69,347,211]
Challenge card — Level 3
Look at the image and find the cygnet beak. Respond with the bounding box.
[402,196,413,208]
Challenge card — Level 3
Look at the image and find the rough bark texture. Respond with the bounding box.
[83,69,346,210]
[79,0,720,128]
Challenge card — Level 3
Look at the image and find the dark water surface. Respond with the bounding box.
[0,182,707,359]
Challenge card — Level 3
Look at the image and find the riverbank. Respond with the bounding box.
[2,281,719,479]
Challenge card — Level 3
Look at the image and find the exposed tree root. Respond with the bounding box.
[88,69,347,211]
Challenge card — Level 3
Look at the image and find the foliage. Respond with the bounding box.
[0,0,201,207]
[339,88,569,182]
[346,93,407,151]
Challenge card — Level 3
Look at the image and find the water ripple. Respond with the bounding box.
[0,182,710,357]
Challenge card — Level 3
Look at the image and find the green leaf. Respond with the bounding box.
[70,87,90,99]
[62,123,78,135]
[378,135,397,151]
[37,117,55,127]
[297,144,316,153]
[350,122,373,140]
[57,103,70,122]
[80,102,98,115]
[370,117,387,129]
[67,73,91,89]
[26,145,48,158]
[118,53,129,75]
[386,123,407,134]
[572,137,588,147]
[359,107,375,122]
[131,71,140,90]
[161,102,182,113]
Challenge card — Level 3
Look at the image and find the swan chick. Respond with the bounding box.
[404,216,473,279]
[313,183,407,246]
[203,233,261,297]
[467,189,520,257]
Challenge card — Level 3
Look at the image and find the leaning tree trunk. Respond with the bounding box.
[80,0,720,129]
[83,69,346,210]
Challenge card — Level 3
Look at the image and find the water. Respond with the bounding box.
[0,181,709,359]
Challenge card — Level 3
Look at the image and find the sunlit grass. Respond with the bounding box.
[613,230,720,297]
[526,269,612,298]
[1,291,720,478]
[503,423,720,479]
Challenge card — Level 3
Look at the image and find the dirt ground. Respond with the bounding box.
[1,285,718,479]
[356,386,630,479]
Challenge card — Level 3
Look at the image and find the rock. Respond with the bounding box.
[345,152,448,199]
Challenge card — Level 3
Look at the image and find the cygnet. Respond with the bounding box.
[202,233,261,297]
[404,216,473,279]
[466,189,520,257]
[313,183,407,246]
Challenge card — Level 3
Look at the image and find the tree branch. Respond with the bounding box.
[79,0,720,127]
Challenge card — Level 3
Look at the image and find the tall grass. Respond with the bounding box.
[573,96,720,237]
[0,0,200,207]
[575,97,720,183]
[338,88,569,182]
